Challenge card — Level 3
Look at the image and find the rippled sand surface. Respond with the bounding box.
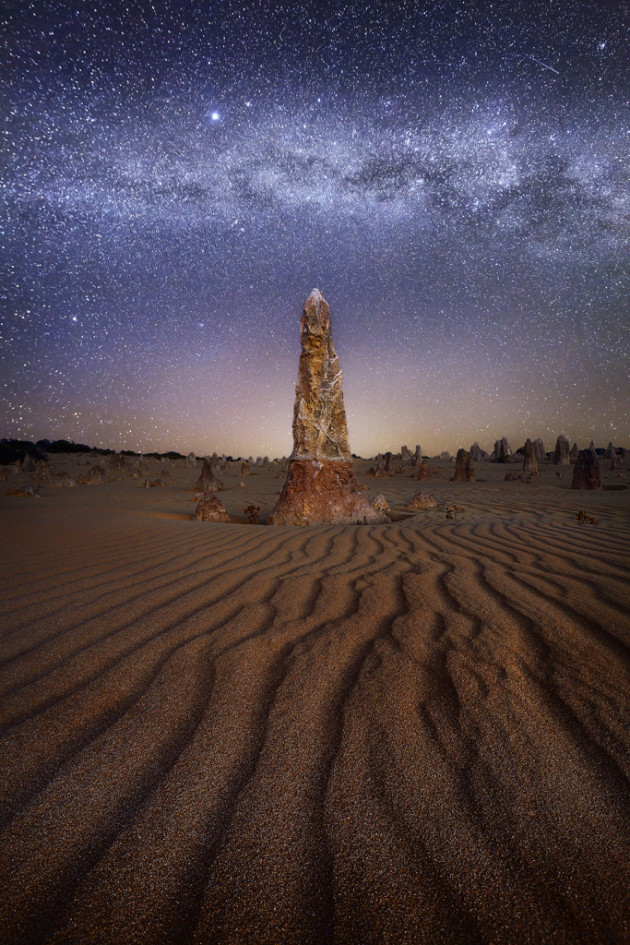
[1,455,629,944]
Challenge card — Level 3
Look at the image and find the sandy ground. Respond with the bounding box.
[0,453,629,945]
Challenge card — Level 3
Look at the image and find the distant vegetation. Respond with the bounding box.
[0,438,187,465]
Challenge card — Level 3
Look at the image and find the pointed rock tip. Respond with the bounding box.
[302,288,330,333]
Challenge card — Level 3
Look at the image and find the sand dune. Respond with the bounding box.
[1,455,629,944]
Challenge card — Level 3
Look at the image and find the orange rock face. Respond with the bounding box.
[268,290,388,526]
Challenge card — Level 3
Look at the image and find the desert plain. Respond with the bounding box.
[0,451,629,944]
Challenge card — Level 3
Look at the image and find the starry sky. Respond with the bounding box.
[2,0,628,457]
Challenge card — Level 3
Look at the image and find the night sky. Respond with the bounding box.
[2,0,628,458]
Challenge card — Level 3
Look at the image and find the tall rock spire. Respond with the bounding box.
[267,290,388,526]
[292,289,351,460]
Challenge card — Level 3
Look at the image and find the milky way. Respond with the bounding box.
[2,0,628,456]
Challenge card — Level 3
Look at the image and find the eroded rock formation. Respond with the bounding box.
[572,449,602,491]
[196,458,223,492]
[411,445,423,466]
[522,439,538,474]
[492,437,512,461]
[553,435,570,465]
[371,493,390,513]
[453,448,475,482]
[85,465,107,484]
[193,493,231,522]
[408,492,438,510]
[268,290,388,525]
[533,438,545,463]
[469,442,484,462]
[411,459,430,480]
[569,442,579,463]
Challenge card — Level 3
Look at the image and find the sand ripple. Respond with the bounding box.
[1,514,629,944]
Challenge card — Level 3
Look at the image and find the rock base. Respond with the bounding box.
[267,459,389,526]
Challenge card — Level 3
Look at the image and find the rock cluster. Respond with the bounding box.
[268,290,388,525]
[572,449,602,491]
[569,442,579,463]
[492,437,512,461]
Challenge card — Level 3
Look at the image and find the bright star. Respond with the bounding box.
[211,111,220,121]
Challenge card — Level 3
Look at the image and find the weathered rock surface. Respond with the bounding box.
[185,452,197,466]
[240,461,250,476]
[572,449,602,491]
[438,451,452,463]
[453,448,475,482]
[193,493,231,522]
[569,442,579,463]
[553,435,571,465]
[605,442,615,459]
[408,492,438,510]
[268,290,388,525]
[522,439,538,474]
[533,438,545,463]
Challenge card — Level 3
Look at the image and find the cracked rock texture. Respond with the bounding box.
[268,290,388,525]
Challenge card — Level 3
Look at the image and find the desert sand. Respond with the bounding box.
[1,453,629,944]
